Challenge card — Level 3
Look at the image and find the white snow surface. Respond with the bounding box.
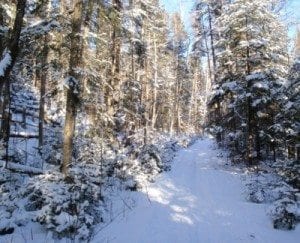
[92,138,300,243]
[1,138,299,243]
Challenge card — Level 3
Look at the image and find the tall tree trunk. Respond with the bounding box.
[188,60,198,131]
[0,0,27,96]
[142,30,150,145]
[38,35,49,151]
[203,14,221,141]
[151,35,158,129]
[208,5,217,83]
[0,6,5,54]
[112,0,122,107]
[0,0,26,166]
[1,78,10,165]
[245,16,255,165]
[62,0,84,176]
[255,127,261,160]
[176,75,182,134]
[106,0,122,136]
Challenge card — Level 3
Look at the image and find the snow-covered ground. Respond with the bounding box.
[1,138,299,243]
[91,138,300,243]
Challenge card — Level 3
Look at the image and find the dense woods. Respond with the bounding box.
[0,0,299,241]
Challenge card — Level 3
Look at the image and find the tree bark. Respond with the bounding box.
[105,0,122,137]
[62,0,84,176]
[0,0,26,167]
[111,0,122,116]
[0,6,5,54]
[151,35,158,129]
[208,5,217,83]
[0,0,27,95]
[38,35,49,150]
[245,16,255,165]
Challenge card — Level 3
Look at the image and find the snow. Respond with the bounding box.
[22,19,61,35]
[54,212,77,233]
[1,138,299,242]
[212,88,224,97]
[257,111,268,118]
[222,81,237,91]
[253,81,269,90]
[91,138,300,243]
[252,99,262,107]
[0,160,43,174]
[246,73,265,81]
[285,101,294,110]
[63,76,79,93]
[0,51,11,77]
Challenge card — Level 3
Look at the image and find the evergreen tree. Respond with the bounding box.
[209,0,289,163]
[275,29,300,160]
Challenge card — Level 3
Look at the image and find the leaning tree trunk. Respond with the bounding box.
[61,0,84,176]
[0,0,27,96]
[0,0,27,166]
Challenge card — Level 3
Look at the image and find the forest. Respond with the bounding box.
[0,0,299,242]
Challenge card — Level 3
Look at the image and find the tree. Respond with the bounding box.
[192,0,227,141]
[209,0,289,163]
[36,1,51,150]
[62,0,84,176]
[0,0,27,165]
[0,0,26,95]
[106,0,123,139]
[275,29,300,160]
[169,12,189,134]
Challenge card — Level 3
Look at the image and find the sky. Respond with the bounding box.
[160,0,194,32]
[159,0,300,39]
[289,0,300,21]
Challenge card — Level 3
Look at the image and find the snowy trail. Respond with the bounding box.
[92,138,300,243]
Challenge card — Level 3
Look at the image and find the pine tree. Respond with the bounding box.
[209,0,289,163]
[169,12,189,134]
[276,29,300,160]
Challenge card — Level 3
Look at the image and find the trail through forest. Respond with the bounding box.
[93,138,300,243]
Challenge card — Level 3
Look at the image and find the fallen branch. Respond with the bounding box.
[10,132,39,139]
[0,160,43,175]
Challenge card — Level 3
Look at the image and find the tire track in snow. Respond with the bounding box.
[92,138,300,243]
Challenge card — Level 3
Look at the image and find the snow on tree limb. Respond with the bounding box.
[0,51,11,77]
